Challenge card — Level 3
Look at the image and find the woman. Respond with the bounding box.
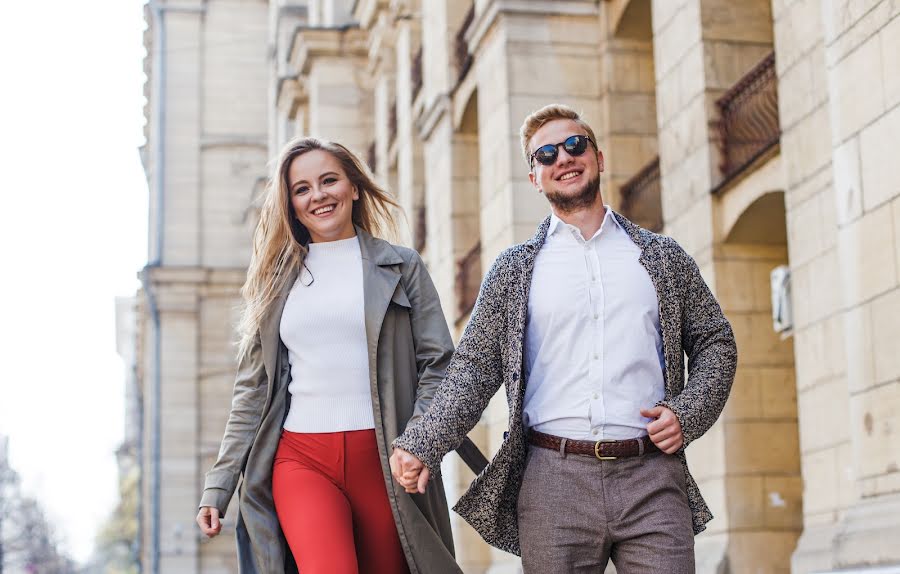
[196,137,469,574]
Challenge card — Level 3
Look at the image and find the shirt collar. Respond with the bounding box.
[547,206,621,240]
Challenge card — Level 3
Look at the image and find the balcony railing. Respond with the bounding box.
[455,4,475,84]
[455,241,481,320]
[411,47,423,102]
[414,205,427,253]
[619,156,663,232]
[388,99,397,144]
[366,141,377,174]
[715,51,780,186]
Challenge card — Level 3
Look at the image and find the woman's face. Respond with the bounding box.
[287,150,359,243]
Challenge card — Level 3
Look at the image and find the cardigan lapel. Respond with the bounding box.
[613,212,678,394]
[511,216,552,400]
[520,211,675,395]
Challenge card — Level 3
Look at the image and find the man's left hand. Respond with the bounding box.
[640,406,684,454]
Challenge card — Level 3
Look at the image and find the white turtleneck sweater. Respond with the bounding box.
[279,235,375,432]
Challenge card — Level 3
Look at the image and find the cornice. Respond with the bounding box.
[467,0,600,55]
[288,25,368,76]
[365,10,398,75]
[353,0,390,29]
[276,74,306,117]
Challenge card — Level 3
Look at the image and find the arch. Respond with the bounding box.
[452,75,478,132]
[724,190,787,244]
[716,153,785,243]
[610,0,652,41]
[713,182,802,571]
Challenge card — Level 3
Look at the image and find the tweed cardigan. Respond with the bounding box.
[393,212,738,555]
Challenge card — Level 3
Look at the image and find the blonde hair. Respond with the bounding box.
[519,104,598,169]
[236,137,399,357]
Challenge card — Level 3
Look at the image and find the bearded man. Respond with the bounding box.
[390,104,737,573]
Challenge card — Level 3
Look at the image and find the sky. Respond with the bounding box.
[0,0,149,563]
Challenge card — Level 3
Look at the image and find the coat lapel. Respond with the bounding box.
[257,230,403,385]
[357,227,404,358]
[259,265,299,385]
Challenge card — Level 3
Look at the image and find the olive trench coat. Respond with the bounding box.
[199,228,477,574]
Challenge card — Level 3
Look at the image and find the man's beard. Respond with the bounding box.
[544,174,601,214]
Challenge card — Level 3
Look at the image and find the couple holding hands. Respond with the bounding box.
[196,104,736,574]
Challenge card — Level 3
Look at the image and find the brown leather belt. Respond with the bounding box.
[528,430,659,460]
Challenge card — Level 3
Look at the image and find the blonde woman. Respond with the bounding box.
[196,137,478,574]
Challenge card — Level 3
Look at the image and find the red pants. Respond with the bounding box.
[272,429,410,574]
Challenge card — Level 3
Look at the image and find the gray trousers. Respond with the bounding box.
[517,444,695,573]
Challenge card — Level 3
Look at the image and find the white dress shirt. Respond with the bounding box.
[522,208,665,441]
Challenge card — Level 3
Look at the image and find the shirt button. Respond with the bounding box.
[593,354,598,360]
[592,429,599,436]
[593,313,599,320]
[593,393,599,400]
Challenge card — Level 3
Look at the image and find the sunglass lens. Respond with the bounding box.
[534,145,558,166]
[564,135,588,156]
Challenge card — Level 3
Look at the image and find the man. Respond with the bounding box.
[390,104,736,572]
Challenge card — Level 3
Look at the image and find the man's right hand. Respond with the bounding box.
[390,448,430,494]
[196,506,222,538]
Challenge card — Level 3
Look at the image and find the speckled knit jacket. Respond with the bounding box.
[392,212,737,556]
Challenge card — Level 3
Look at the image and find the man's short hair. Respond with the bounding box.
[519,104,598,169]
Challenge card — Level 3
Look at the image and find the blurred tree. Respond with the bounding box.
[83,463,138,574]
[0,439,76,574]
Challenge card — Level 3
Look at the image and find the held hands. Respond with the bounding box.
[640,406,684,454]
[196,506,222,538]
[389,448,430,494]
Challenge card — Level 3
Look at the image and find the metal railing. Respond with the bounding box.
[411,47,423,101]
[366,141,376,174]
[619,156,663,232]
[715,52,780,185]
[455,4,475,84]
[455,241,481,320]
[414,205,427,253]
[388,99,397,144]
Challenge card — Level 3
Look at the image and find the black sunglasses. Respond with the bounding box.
[530,134,596,168]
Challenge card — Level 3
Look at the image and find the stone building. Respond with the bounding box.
[139,0,900,572]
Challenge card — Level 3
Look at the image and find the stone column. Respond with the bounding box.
[142,2,269,572]
[598,0,660,222]
[143,268,203,574]
[770,0,851,571]
[396,20,425,248]
[469,0,603,261]
[792,2,900,571]
[652,0,792,571]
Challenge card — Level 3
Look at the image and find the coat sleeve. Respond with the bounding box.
[658,244,737,448]
[400,250,456,427]
[392,252,509,474]
[198,330,268,516]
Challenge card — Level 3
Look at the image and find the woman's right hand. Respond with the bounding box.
[196,506,222,537]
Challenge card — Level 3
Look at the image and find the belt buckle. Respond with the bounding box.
[594,439,617,461]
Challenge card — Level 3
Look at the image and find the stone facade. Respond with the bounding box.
[140,0,900,572]
[140,1,270,572]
